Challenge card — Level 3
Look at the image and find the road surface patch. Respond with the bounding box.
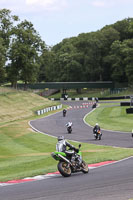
[0,160,116,187]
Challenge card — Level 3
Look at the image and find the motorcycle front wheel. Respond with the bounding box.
[58,161,72,177]
[81,161,89,174]
[98,134,101,140]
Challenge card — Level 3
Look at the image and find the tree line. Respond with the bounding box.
[0,9,133,88]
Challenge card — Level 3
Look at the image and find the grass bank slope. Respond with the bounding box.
[0,88,59,125]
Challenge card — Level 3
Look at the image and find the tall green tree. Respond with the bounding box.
[38,48,54,82]
[8,20,45,88]
[0,9,19,48]
[122,39,133,84]
[109,40,126,82]
[113,18,133,41]
[0,9,19,83]
[44,39,85,82]
[98,27,120,81]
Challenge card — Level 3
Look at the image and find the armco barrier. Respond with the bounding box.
[36,104,62,115]
[49,96,130,101]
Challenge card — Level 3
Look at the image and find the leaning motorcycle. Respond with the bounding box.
[51,144,89,177]
[93,129,102,140]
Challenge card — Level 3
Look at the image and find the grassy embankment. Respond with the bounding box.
[0,87,133,182]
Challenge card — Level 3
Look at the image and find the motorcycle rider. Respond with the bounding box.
[93,123,101,134]
[65,121,73,133]
[63,109,67,117]
[56,136,82,165]
[66,121,73,128]
[56,136,75,152]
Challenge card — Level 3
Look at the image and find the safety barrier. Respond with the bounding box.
[36,104,62,115]
[49,96,130,101]
[49,97,92,101]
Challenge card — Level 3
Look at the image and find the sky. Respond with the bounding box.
[0,0,133,46]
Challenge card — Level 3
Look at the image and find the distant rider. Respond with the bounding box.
[63,109,67,117]
[93,123,101,134]
[66,121,73,128]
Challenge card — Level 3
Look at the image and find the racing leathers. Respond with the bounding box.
[93,125,101,134]
[56,139,82,166]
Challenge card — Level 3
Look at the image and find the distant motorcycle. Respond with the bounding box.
[93,129,102,140]
[63,109,67,117]
[92,103,97,109]
[51,144,89,177]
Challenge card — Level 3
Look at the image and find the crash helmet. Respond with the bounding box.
[57,136,64,141]
[96,123,99,126]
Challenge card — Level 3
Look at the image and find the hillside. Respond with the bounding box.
[0,87,59,125]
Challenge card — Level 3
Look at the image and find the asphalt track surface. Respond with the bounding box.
[1,101,133,200]
[0,157,133,200]
[30,101,133,148]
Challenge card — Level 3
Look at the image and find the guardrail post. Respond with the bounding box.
[37,110,41,115]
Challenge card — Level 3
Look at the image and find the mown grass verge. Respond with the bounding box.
[85,103,133,132]
[0,88,133,181]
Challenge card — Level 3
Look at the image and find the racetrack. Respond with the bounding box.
[1,101,133,200]
[30,101,133,148]
[0,157,133,200]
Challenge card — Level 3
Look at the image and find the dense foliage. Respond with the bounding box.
[41,18,133,85]
[0,9,133,87]
[0,9,46,88]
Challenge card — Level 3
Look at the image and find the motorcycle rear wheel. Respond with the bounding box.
[81,161,89,174]
[99,135,101,140]
[67,128,72,134]
[58,161,71,177]
[68,130,72,134]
